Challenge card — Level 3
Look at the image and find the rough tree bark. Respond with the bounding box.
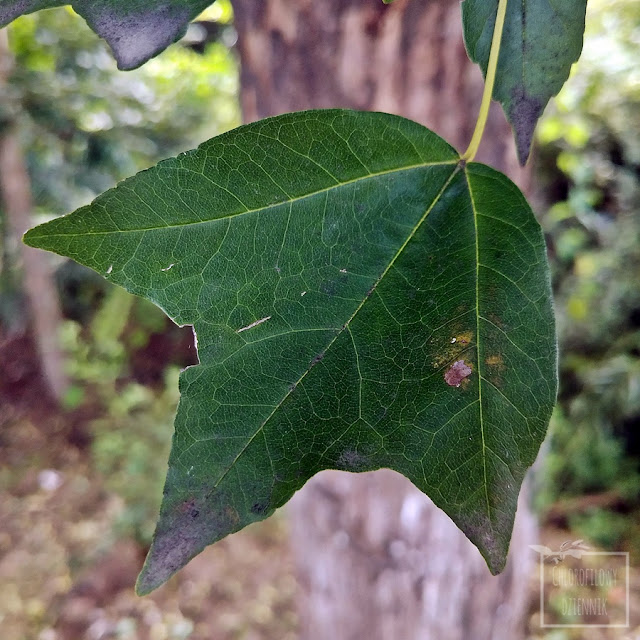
[0,29,69,403]
[231,1,537,637]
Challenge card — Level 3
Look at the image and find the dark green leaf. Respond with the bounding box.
[24,110,557,593]
[462,0,588,165]
[0,0,211,69]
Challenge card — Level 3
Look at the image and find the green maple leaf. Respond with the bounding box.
[462,0,588,164]
[24,110,557,594]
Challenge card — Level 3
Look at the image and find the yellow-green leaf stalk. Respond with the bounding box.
[462,0,509,162]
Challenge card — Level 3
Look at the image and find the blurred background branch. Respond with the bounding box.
[0,28,69,404]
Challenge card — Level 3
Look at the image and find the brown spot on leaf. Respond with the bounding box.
[179,498,196,514]
[454,330,473,346]
[489,313,504,329]
[485,355,504,368]
[444,360,473,387]
[251,502,269,515]
[224,505,239,526]
[337,449,368,471]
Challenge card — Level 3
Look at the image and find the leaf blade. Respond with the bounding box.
[24,110,556,594]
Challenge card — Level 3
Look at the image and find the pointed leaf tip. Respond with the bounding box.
[0,1,212,69]
[136,487,244,594]
[511,90,544,166]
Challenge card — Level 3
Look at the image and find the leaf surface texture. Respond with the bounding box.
[24,110,557,593]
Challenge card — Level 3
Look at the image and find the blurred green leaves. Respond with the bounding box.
[5,7,238,217]
[1,5,239,548]
[534,0,640,550]
[91,368,180,544]
[59,286,182,542]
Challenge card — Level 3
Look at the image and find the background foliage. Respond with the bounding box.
[0,3,238,332]
[533,0,640,557]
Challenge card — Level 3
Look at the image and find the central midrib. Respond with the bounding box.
[465,166,493,527]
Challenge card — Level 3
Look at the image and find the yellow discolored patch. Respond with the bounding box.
[484,354,506,387]
[485,354,504,368]
[432,330,475,369]
[453,331,473,346]
[224,505,240,525]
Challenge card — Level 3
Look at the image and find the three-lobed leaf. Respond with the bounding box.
[25,110,557,594]
[0,0,211,69]
[462,0,588,165]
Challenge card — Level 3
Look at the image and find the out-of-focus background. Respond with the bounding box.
[0,0,639,638]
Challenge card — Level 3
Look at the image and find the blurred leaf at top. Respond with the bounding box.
[1,4,239,336]
[0,0,216,69]
[462,0,588,165]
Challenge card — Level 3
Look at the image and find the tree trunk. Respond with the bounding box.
[231,1,536,637]
[288,471,535,640]
[0,29,69,404]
